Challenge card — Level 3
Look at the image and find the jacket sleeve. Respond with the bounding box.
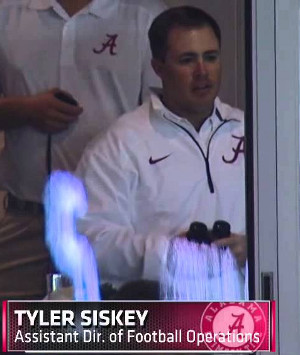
[76,131,171,288]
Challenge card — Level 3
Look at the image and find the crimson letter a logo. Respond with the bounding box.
[93,34,118,56]
[222,135,245,164]
[228,313,245,333]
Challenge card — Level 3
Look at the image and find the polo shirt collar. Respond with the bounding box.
[28,0,52,10]
[88,0,107,18]
[28,0,107,18]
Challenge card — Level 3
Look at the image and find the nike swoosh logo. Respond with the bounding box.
[149,154,171,165]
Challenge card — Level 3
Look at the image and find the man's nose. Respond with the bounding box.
[193,60,208,77]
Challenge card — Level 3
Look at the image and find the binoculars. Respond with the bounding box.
[186,220,231,244]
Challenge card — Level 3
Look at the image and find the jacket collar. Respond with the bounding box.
[150,91,221,133]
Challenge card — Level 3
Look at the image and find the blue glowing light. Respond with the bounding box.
[44,171,100,301]
[160,238,247,300]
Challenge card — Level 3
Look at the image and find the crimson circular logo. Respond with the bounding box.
[200,302,267,352]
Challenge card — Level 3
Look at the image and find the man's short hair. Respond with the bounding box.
[148,6,221,61]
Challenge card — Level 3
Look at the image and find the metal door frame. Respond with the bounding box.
[250,0,300,353]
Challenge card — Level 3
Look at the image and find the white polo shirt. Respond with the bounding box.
[0,0,165,202]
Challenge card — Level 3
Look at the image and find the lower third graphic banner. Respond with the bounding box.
[3,301,275,352]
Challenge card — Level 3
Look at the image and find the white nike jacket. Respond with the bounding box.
[76,93,245,289]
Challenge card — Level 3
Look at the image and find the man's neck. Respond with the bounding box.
[57,0,92,17]
[161,96,214,132]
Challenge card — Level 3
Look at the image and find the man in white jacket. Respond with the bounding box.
[76,6,247,296]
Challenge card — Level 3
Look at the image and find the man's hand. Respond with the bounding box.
[176,228,247,268]
[24,88,83,133]
[213,234,247,268]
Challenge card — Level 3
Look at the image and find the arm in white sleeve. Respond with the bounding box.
[76,131,171,288]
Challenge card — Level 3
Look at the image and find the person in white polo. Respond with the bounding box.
[0,0,166,299]
[76,6,247,296]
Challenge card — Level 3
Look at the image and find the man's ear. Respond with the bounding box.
[151,58,164,79]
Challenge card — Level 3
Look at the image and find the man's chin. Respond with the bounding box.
[191,97,215,112]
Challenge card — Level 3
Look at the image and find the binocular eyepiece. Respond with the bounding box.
[186,220,231,244]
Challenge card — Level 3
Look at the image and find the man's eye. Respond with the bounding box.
[179,57,194,64]
[204,53,219,62]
